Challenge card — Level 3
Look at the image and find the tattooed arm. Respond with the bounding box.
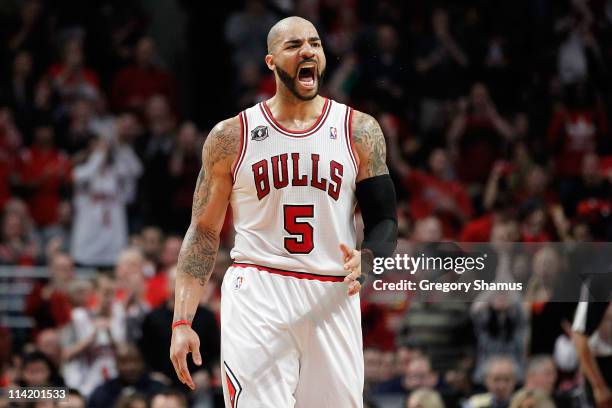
[345,110,397,291]
[170,116,240,389]
[351,110,389,181]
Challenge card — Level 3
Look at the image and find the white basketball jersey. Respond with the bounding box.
[230,98,358,277]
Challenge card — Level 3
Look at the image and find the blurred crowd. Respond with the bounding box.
[0,0,611,407]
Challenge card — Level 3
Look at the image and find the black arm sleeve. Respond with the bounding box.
[355,174,398,259]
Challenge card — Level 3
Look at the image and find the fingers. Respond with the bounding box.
[339,243,351,261]
[170,352,186,385]
[170,342,197,390]
[347,280,361,296]
[192,344,202,366]
[177,353,195,389]
[344,267,362,296]
[340,244,362,295]
[344,254,360,271]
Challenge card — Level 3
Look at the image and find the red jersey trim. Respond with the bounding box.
[259,98,331,137]
[344,106,359,174]
[231,112,248,184]
[231,262,345,282]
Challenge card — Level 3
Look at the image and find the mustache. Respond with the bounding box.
[296,58,318,73]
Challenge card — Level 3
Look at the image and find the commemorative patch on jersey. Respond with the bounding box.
[251,125,269,141]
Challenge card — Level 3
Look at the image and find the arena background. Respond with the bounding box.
[0,0,611,407]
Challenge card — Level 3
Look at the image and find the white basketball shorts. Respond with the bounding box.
[220,263,364,408]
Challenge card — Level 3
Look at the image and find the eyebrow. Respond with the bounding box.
[284,37,321,45]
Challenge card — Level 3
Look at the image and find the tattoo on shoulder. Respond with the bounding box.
[351,111,389,178]
[192,117,241,218]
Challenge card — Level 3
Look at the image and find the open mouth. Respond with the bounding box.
[297,65,316,88]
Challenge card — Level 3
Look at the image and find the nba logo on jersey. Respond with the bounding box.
[233,275,245,290]
[330,126,337,139]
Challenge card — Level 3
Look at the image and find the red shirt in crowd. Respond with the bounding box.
[145,271,169,309]
[25,284,72,329]
[548,108,608,177]
[17,147,71,227]
[460,213,494,242]
[458,116,503,184]
[404,170,473,239]
[0,154,13,211]
[47,64,100,92]
[111,66,176,112]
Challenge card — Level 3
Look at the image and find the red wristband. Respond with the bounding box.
[172,320,192,330]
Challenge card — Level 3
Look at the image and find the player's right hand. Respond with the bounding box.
[170,325,202,390]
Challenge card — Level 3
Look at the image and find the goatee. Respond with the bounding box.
[276,65,323,101]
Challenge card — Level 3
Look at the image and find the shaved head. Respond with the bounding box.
[265,16,325,101]
[267,16,317,53]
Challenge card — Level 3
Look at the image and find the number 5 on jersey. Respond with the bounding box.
[283,205,314,254]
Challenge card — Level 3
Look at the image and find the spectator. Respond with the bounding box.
[145,235,182,308]
[524,355,574,408]
[88,343,165,408]
[562,153,612,219]
[526,247,580,356]
[47,35,100,104]
[111,36,177,113]
[0,107,23,211]
[114,248,150,343]
[364,348,385,394]
[18,350,63,387]
[358,24,407,112]
[411,216,443,243]
[34,329,62,369]
[471,293,526,385]
[2,51,36,139]
[25,252,73,330]
[137,94,176,229]
[373,354,459,407]
[447,82,514,185]
[416,7,469,133]
[60,97,97,157]
[0,199,39,265]
[557,9,603,86]
[224,0,278,66]
[15,124,71,239]
[403,148,473,238]
[407,388,445,408]
[467,356,518,408]
[70,136,142,268]
[150,389,188,408]
[7,0,52,61]
[140,266,220,383]
[115,393,149,408]
[508,388,555,408]
[168,121,202,232]
[547,82,608,178]
[61,276,126,396]
[140,226,164,268]
[65,389,86,408]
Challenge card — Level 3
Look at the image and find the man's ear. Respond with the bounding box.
[265,54,275,71]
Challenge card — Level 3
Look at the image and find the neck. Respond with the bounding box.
[267,89,324,122]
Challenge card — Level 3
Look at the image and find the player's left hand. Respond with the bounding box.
[340,243,361,296]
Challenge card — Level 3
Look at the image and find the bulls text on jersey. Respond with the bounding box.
[251,152,344,200]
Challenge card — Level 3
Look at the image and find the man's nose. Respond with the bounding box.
[299,44,315,58]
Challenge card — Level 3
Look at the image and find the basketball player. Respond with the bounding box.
[170,16,398,407]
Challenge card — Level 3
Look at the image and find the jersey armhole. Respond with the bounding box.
[344,106,359,174]
[231,111,248,184]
